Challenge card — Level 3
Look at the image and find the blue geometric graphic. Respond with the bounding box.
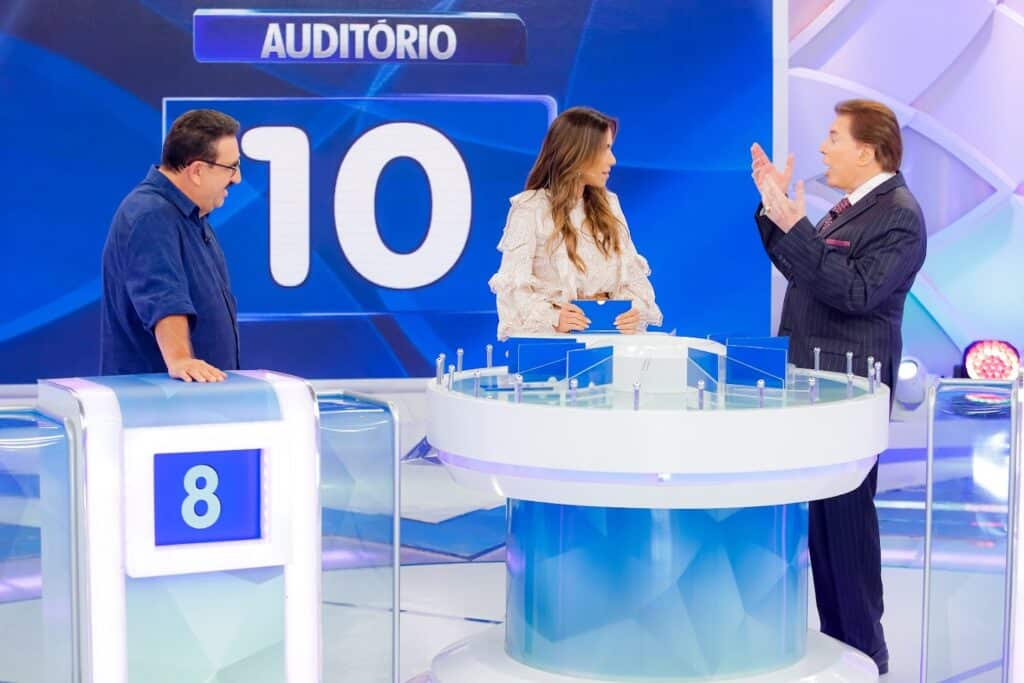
[506,499,808,679]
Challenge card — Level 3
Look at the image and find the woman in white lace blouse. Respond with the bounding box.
[488,107,662,340]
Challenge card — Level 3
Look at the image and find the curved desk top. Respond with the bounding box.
[426,335,889,509]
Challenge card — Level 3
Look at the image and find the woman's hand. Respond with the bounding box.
[554,303,590,332]
[614,308,642,334]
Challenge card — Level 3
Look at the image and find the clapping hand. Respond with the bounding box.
[751,143,793,196]
[751,143,806,233]
[759,175,806,233]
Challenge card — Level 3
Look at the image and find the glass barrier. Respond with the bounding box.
[449,364,870,412]
[0,409,74,683]
[318,392,399,683]
[921,379,1016,682]
[1011,381,1024,682]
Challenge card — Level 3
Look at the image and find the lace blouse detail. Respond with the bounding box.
[488,189,663,340]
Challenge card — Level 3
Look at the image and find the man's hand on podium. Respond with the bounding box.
[167,357,228,383]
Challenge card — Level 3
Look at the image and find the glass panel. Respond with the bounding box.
[725,342,789,389]
[687,347,721,392]
[0,409,73,683]
[318,393,397,683]
[923,380,1013,681]
[452,362,869,413]
[1014,385,1024,679]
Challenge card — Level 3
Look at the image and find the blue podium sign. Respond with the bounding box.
[121,419,290,579]
[153,449,262,546]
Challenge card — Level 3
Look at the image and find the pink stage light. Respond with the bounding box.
[963,340,1020,380]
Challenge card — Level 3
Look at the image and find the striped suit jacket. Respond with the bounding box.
[756,173,927,385]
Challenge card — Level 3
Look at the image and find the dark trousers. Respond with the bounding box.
[809,459,887,666]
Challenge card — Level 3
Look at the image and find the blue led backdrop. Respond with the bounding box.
[0,1,773,381]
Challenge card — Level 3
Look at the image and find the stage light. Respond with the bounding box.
[898,357,920,382]
[895,356,926,407]
[963,340,1020,381]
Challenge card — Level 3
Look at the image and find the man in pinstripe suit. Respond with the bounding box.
[751,99,927,675]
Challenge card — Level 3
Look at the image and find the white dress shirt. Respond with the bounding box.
[846,171,896,206]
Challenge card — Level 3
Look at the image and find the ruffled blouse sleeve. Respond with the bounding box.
[487,199,561,340]
[609,193,663,329]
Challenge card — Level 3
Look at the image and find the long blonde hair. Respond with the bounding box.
[524,107,623,273]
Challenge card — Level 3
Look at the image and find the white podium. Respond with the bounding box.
[36,371,321,683]
[425,334,887,682]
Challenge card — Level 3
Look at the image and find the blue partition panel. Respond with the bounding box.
[688,348,721,391]
[567,346,614,387]
[505,500,809,680]
[517,342,583,382]
[725,338,789,389]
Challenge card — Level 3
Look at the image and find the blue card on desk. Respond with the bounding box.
[573,299,631,333]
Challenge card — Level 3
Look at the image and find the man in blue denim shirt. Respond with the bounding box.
[101,110,243,382]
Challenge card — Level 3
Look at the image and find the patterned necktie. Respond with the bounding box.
[818,196,851,232]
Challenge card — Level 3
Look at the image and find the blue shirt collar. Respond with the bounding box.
[142,166,200,220]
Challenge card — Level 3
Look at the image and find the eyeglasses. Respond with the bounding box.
[194,158,241,176]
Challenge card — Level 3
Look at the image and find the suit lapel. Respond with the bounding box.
[820,194,876,239]
[820,173,905,239]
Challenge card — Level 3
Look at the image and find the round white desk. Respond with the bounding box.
[425,334,887,682]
